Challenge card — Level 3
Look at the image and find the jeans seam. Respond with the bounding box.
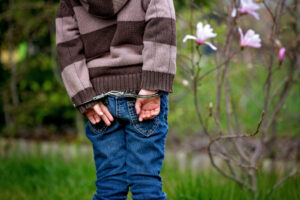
[116,98,119,118]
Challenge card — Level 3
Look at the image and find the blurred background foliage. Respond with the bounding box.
[0,0,299,141]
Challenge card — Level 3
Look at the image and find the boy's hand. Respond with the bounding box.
[85,101,114,126]
[135,89,160,122]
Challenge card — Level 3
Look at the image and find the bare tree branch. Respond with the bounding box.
[266,169,300,197]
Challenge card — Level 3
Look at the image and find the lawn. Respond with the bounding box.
[0,151,299,200]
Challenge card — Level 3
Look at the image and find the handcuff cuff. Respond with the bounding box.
[73,90,163,108]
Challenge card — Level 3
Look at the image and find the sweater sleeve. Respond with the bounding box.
[56,0,98,115]
[141,0,177,93]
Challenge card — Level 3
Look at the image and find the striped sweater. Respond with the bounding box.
[55,0,177,114]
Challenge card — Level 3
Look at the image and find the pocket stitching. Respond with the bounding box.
[87,120,108,135]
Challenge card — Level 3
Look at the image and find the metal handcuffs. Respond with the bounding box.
[73,90,163,108]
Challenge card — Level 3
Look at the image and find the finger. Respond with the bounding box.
[147,108,160,119]
[100,113,111,126]
[94,114,101,123]
[141,110,148,120]
[149,110,157,118]
[142,111,148,120]
[150,110,156,116]
[151,107,160,116]
[139,110,145,122]
[135,99,142,114]
[145,110,151,119]
[100,104,114,122]
[88,115,96,124]
[93,104,104,116]
[149,111,157,119]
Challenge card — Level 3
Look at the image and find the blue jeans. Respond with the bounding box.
[85,91,169,200]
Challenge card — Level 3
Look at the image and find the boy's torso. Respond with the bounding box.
[71,0,146,69]
[56,0,176,113]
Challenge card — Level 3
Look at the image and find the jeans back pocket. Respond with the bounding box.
[86,97,109,135]
[127,99,161,137]
[87,120,109,135]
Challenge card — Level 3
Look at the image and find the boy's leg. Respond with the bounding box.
[124,92,169,200]
[85,96,128,200]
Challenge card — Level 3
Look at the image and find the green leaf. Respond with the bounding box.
[18,41,27,62]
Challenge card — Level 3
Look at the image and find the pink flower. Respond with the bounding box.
[239,28,262,48]
[182,79,189,86]
[279,47,286,63]
[183,22,218,51]
[232,0,261,20]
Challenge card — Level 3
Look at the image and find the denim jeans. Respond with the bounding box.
[85,91,169,200]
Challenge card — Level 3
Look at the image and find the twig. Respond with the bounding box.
[207,111,265,189]
[262,0,276,22]
[210,151,258,170]
[198,51,238,82]
[266,169,300,197]
[209,110,264,147]
[269,76,289,104]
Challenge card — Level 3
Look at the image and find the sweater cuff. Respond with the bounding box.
[71,87,97,115]
[76,100,99,115]
[140,70,175,93]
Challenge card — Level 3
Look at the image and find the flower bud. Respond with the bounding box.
[279,47,286,64]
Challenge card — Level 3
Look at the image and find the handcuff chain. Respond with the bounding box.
[73,90,163,108]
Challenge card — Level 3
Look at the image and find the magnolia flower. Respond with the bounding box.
[182,79,189,86]
[279,47,286,63]
[238,28,261,48]
[232,0,261,20]
[183,22,217,51]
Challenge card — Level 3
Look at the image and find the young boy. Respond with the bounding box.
[55,0,177,199]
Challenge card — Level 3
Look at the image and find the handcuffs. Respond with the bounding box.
[73,90,163,108]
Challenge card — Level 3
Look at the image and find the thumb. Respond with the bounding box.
[135,99,142,114]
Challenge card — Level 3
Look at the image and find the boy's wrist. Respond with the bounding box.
[140,89,159,94]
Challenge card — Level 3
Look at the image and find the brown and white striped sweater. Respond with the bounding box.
[55,0,177,114]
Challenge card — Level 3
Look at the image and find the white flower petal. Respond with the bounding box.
[239,0,261,20]
[196,22,217,41]
[240,28,261,48]
[231,8,237,18]
[238,27,244,41]
[247,10,260,20]
[204,42,218,51]
[183,35,197,43]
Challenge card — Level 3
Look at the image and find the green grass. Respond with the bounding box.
[0,152,299,200]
